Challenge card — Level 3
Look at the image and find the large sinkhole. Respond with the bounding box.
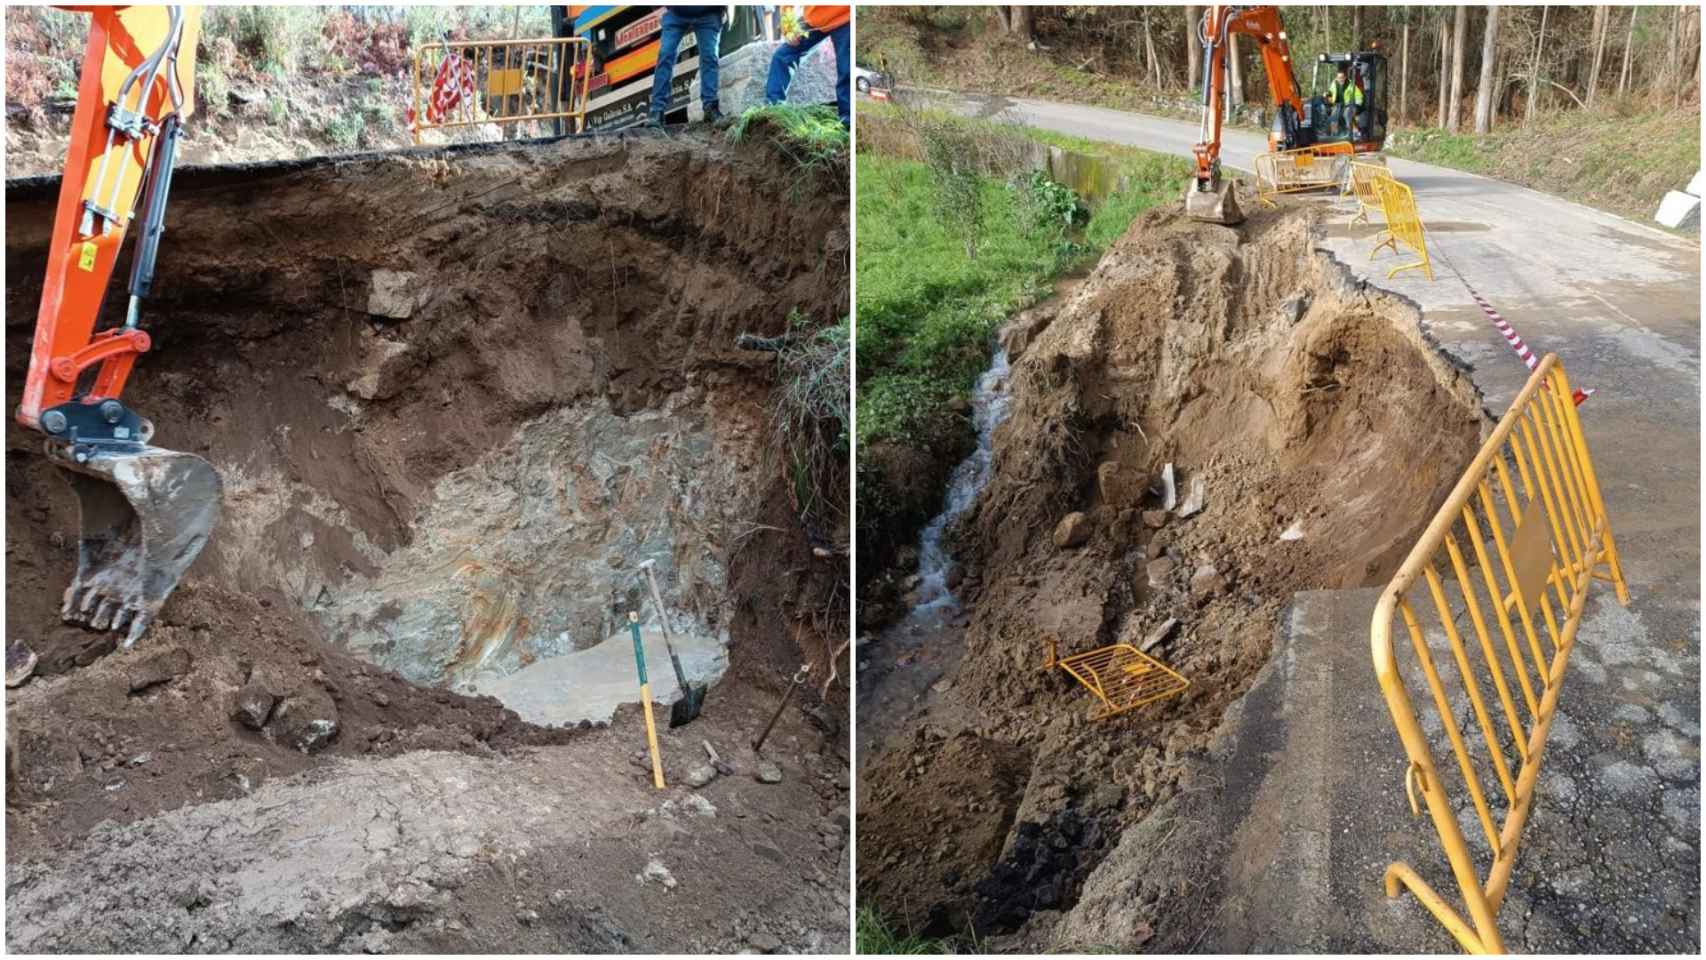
[857,204,1487,940]
[5,133,849,727]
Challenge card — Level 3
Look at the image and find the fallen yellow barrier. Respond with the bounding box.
[1045,639,1190,720]
[1371,354,1627,953]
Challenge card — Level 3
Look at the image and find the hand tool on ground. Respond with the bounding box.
[752,662,811,754]
[627,610,665,789]
[639,558,706,727]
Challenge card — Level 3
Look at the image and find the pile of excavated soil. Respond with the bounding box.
[4,583,578,861]
[857,204,1485,945]
[6,129,849,951]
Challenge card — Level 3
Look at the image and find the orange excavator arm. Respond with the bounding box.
[19,4,199,434]
[19,6,222,651]
[1186,5,1303,224]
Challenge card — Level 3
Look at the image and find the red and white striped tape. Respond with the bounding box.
[1463,284,1594,407]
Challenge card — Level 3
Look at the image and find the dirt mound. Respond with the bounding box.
[856,203,1485,944]
[5,583,578,862]
[6,129,850,892]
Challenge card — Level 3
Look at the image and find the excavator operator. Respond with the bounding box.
[1324,67,1364,137]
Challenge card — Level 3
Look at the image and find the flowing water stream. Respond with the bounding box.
[856,346,1015,765]
[909,347,1014,612]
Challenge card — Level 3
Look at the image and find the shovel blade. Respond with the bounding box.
[56,444,222,648]
[1184,177,1245,225]
[669,684,706,728]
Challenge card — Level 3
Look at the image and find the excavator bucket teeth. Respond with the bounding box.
[1184,179,1245,225]
[55,445,221,648]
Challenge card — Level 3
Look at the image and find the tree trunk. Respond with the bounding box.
[1011,6,1033,44]
[1143,10,1162,88]
[1401,20,1411,124]
[1448,6,1467,131]
[1620,7,1637,95]
[1525,5,1547,123]
[1228,32,1244,109]
[1437,16,1450,127]
[1587,5,1607,108]
[1185,6,1203,91]
[1474,5,1500,133]
[991,6,1010,33]
[1351,6,1362,48]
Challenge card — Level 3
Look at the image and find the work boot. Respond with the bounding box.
[646,111,665,130]
[703,102,725,125]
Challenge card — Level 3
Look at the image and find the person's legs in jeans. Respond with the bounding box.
[766,29,828,105]
[649,11,688,120]
[693,17,722,114]
[830,23,850,126]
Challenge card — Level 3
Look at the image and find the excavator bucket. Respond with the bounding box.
[55,445,221,648]
[1184,177,1245,226]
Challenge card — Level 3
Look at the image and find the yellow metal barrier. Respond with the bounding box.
[1254,146,1348,205]
[1346,158,1390,224]
[1371,354,1628,954]
[1043,638,1190,720]
[411,37,592,143]
[1370,174,1433,280]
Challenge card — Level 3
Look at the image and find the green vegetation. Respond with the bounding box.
[771,314,852,534]
[855,905,960,954]
[728,103,850,179]
[323,105,367,149]
[856,153,1051,444]
[1384,109,1701,223]
[856,112,1188,574]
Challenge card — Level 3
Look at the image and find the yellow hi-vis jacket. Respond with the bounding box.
[1327,78,1364,107]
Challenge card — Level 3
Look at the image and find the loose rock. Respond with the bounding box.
[756,761,783,784]
[127,648,192,693]
[1053,512,1092,549]
[1190,563,1226,597]
[267,688,340,753]
[1146,556,1175,589]
[233,682,277,730]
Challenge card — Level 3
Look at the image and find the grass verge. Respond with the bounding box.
[729,102,850,179]
[855,905,961,954]
[855,113,1188,585]
[1383,108,1700,225]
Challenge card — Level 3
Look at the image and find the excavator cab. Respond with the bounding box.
[1303,51,1388,151]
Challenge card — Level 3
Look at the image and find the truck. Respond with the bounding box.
[554,5,778,132]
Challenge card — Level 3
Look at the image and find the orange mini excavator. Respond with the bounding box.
[16,5,217,648]
[1185,5,1388,224]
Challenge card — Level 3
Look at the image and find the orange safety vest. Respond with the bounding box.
[803,5,850,32]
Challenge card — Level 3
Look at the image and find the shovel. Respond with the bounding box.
[55,441,222,647]
[639,559,706,727]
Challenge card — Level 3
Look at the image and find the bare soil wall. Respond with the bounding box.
[5,131,849,865]
[857,204,1487,943]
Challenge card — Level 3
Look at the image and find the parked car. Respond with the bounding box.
[853,64,888,95]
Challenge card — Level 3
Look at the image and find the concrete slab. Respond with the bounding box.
[473,623,727,727]
[1656,190,1702,230]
